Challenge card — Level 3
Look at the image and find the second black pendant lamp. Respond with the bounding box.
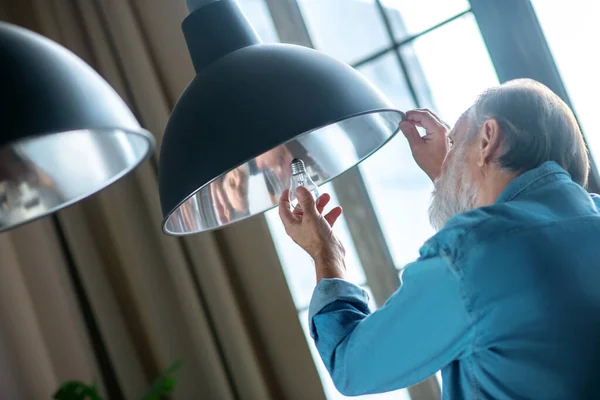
[159,0,405,235]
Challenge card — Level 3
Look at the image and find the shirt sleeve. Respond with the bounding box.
[308,256,474,396]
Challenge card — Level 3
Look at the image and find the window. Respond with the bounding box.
[239,0,280,43]
[531,0,600,160]
[241,0,500,399]
[230,1,600,399]
[383,0,470,40]
[298,0,392,64]
[358,11,498,268]
[239,2,389,398]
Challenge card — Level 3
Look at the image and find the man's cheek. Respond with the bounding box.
[440,152,454,174]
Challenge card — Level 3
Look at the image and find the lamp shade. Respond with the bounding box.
[159,0,404,235]
[0,22,154,232]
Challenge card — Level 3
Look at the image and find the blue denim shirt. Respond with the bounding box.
[309,161,600,399]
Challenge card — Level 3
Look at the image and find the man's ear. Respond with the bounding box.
[477,119,502,167]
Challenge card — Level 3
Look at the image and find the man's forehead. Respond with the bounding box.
[457,108,473,125]
[451,109,472,137]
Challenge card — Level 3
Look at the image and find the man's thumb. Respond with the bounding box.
[296,187,317,215]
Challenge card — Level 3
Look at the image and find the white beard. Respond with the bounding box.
[428,152,478,231]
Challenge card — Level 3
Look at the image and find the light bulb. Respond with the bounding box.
[288,158,320,209]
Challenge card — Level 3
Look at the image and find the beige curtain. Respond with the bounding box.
[0,1,325,399]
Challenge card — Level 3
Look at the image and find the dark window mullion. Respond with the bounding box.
[395,9,471,48]
[352,8,472,111]
[372,0,422,108]
[352,46,394,69]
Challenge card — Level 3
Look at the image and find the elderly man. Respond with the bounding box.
[279,79,600,399]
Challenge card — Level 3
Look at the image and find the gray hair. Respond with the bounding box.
[467,79,589,187]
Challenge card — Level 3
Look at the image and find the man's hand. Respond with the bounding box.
[400,109,451,181]
[279,187,346,282]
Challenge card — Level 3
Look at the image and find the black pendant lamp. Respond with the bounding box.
[159,0,404,235]
[0,23,155,232]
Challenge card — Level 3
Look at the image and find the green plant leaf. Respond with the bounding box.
[163,360,183,377]
[54,361,181,400]
[53,381,103,400]
[140,361,182,400]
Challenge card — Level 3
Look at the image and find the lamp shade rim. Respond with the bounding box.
[0,127,155,233]
[1,126,155,152]
[161,108,404,235]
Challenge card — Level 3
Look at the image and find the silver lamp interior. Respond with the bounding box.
[164,110,404,234]
[0,129,153,231]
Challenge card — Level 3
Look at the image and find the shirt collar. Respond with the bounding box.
[495,161,571,204]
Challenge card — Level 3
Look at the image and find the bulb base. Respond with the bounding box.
[290,158,306,175]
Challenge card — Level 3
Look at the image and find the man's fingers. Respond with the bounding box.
[296,186,318,217]
[400,120,424,149]
[292,202,304,218]
[409,109,448,127]
[324,206,343,227]
[316,193,331,214]
[279,189,295,225]
[405,109,449,132]
[413,108,450,128]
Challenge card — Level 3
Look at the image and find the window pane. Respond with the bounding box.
[383,0,470,40]
[299,309,412,400]
[266,183,366,310]
[357,51,416,111]
[359,13,498,268]
[360,136,434,266]
[531,0,600,160]
[400,13,498,124]
[298,0,392,64]
[238,0,279,42]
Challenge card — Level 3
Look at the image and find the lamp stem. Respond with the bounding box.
[182,0,261,72]
[186,0,220,13]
